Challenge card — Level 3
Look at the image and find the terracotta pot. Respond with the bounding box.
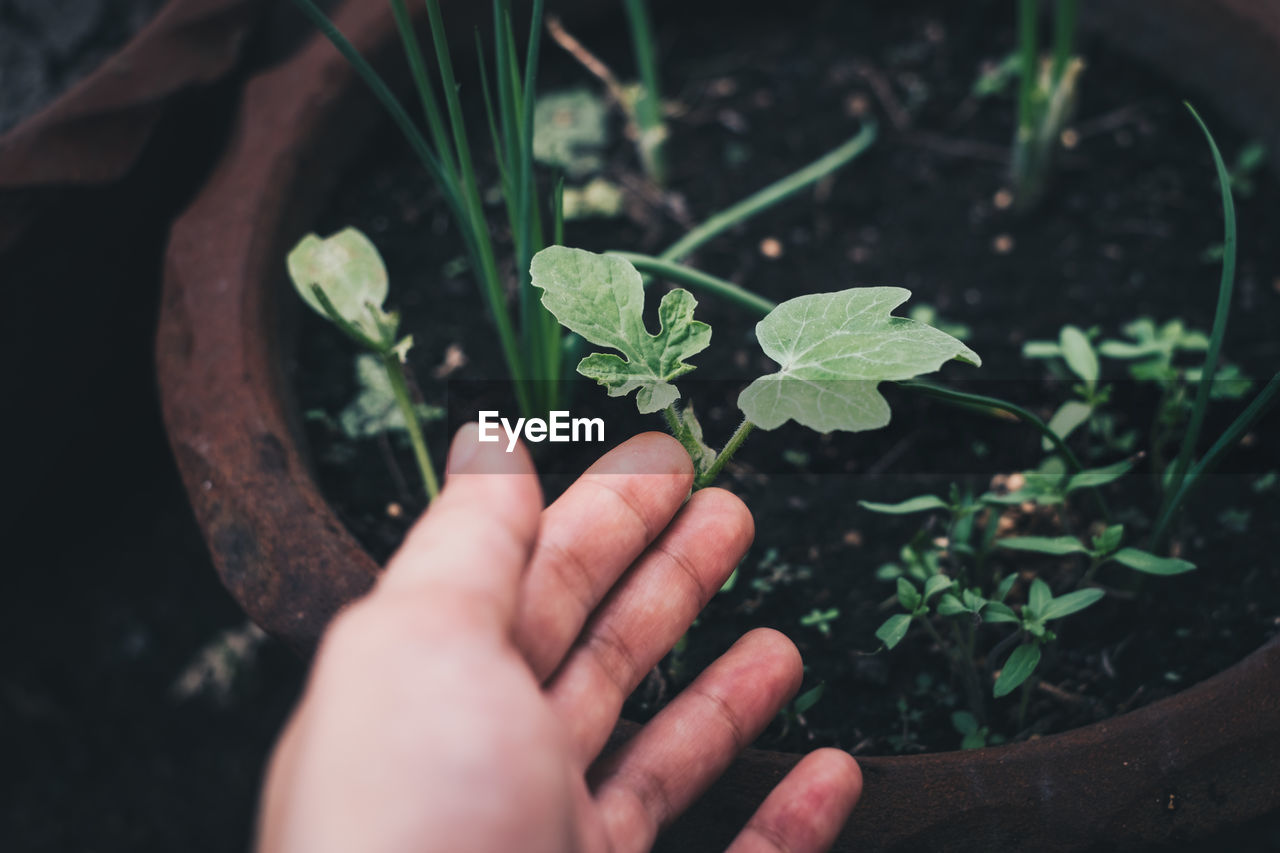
[157,1,1280,849]
[0,0,261,250]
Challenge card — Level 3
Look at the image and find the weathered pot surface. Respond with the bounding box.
[0,0,261,250]
[157,1,1280,849]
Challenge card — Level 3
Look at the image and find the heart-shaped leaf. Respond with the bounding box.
[288,228,398,348]
[738,288,980,433]
[531,247,711,413]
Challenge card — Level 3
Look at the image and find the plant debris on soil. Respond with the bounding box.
[291,0,1280,757]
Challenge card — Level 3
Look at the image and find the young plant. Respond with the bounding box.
[1098,317,1252,479]
[1011,0,1082,210]
[1023,324,1111,452]
[621,0,669,185]
[289,0,559,418]
[288,228,440,500]
[529,246,980,488]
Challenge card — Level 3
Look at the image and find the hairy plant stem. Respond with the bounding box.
[949,619,987,723]
[382,354,440,501]
[695,419,757,490]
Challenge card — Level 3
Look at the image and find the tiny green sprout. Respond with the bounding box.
[288,228,439,500]
[800,608,840,638]
[531,246,979,487]
[1023,324,1109,449]
[777,682,825,739]
[951,710,999,750]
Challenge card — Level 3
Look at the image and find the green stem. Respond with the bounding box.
[949,619,987,723]
[659,123,878,264]
[894,380,1111,522]
[696,419,757,489]
[382,355,440,501]
[621,0,668,184]
[1051,0,1077,85]
[1016,666,1035,731]
[609,252,777,317]
[1158,104,1238,529]
[1152,370,1280,546]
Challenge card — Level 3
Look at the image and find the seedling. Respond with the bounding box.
[529,246,980,488]
[800,608,840,638]
[287,228,439,500]
[1010,0,1082,210]
[621,0,669,185]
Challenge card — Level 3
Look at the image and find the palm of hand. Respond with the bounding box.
[259,429,860,853]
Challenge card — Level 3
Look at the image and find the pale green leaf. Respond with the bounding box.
[1043,399,1094,450]
[738,288,980,433]
[876,613,912,649]
[998,535,1089,556]
[983,601,1019,623]
[1110,547,1197,576]
[858,495,949,514]
[924,575,953,602]
[897,577,922,612]
[531,247,711,414]
[1066,457,1136,493]
[1041,588,1105,620]
[937,594,967,616]
[994,643,1041,697]
[1059,325,1099,383]
[288,228,396,347]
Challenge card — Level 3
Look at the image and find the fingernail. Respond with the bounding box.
[446,423,482,475]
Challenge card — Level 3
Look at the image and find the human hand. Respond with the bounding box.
[258,426,861,852]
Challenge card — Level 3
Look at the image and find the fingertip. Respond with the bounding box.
[736,627,805,695]
[803,748,863,808]
[445,421,537,478]
[608,431,696,482]
[687,486,755,552]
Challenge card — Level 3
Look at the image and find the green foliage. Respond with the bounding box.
[739,288,980,432]
[287,229,438,500]
[533,246,979,484]
[800,608,840,638]
[1010,0,1081,209]
[993,643,1041,697]
[530,246,711,413]
[533,89,609,179]
[339,355,444,439]
[288,229,404,353]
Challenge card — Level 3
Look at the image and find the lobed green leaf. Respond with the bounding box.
[530,247,711,413]
[739,288,980,433]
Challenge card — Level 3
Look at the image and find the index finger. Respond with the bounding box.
[377,423,543,629]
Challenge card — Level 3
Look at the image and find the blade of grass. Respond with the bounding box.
[1157,103,1238,534]
[1152,371,1279,546]
[658,122,878,264]
[1051,0,1076,85]
[388,0,458,185]
[622,0,668,184]
[608,252,778,317]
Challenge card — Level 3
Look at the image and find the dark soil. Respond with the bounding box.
[0,0,167,134]
[293,0,1280,762]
